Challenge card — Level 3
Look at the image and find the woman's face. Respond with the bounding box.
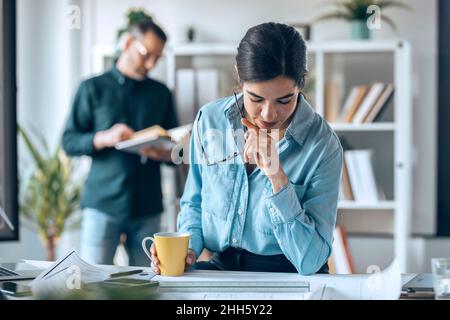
[242,76,300,130]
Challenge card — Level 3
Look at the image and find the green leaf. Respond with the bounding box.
[18,125,46,172]
[315,0,411,22]
[314,12,353,23]
[376,0,412,11]
[381,15,398,31]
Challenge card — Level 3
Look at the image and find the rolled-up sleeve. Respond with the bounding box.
[176,115,204,258]
[265,145,343,275]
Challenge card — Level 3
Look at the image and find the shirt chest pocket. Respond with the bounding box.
[94,104,120,131]
[201,164,237,220]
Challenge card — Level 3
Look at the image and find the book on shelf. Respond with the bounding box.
[337,83,394,124]
[176,68,220,126]
[340,156,355,201]
[324,82,342,123]
[352,83,386,124]
[363,83,395,123]
[336,86,360,123]
[330,225,355,275]
[176,69,197,126]
[340,85,369,123]
[196,69,219,109]
[344,149,380,203]
[115,124,192,154]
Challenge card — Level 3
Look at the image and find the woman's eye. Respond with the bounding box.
[250,99,263,103]
[278,99,292,105]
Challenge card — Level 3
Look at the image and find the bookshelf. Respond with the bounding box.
[93,40,412,272]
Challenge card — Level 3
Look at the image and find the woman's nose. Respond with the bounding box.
[260,103,277,121]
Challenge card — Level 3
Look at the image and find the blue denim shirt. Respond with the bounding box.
[177,94,343,275]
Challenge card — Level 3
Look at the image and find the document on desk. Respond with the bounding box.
[154,270,311,300]
[153,260,402,300]
[30,251,110,298]
[311,259,402,300]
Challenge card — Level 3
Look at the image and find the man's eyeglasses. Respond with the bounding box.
[196,93,246,166]
[134,40,150,59]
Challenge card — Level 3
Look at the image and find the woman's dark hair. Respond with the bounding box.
[131,19,168,43]
[236,22,308,88]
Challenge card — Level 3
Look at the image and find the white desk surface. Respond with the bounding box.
[9,260,417,300]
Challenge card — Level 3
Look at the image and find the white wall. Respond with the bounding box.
[0,0,78,262]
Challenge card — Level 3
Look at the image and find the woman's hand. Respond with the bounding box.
[241,119,289,193]
[150,243,197,274]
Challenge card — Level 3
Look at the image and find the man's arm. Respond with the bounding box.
[63,81,134,156]
[62,81,97,156]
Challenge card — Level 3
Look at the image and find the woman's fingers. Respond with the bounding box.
[185,250,197,270]
[241,118,259,131]
[151,262,160,274]
[150,243,157,256]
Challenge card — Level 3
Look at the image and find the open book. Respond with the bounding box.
[30,251,157,299]
[115,124,192,154]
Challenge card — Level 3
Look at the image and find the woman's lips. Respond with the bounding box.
[257,120,279,129]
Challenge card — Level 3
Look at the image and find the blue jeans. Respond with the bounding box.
[80,208,161,267]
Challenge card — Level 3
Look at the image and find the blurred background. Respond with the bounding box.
[0,0,449,274]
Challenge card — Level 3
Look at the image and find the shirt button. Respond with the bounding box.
[238,208,244,216]
[118,77,125,85]
[270,207,277,214]
[232,238,238,244]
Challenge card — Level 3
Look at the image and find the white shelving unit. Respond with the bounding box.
[93,40,413,272]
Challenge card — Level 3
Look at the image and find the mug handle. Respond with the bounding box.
[142,237,155,260]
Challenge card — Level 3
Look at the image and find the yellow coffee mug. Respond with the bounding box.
[142,232,190,277]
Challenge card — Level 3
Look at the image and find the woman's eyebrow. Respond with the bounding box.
[247,90,264,99]
[277,93,295,100]
[246,91,295,100]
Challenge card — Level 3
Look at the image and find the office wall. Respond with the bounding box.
[87,0,437,236]
[0,0,77,261]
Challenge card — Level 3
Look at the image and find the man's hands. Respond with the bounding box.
[241,119,289,193]
[140,146,173,163]
[150,243,196,275]
[94,124,134,151]
[94,124,173,163]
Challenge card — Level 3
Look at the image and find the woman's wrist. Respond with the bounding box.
[268,169,289,193]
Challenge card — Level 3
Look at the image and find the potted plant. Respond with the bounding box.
[18,126,82,261]
[117,8,153,41]
[315,0,411,40]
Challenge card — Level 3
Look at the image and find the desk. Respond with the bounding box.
[3,260,418,300]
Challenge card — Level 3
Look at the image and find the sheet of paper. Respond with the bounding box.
[306,259,402,300]
[30,251,110,298]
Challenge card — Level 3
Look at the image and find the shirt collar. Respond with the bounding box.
[111,63,143,86]
[224,93,316,146]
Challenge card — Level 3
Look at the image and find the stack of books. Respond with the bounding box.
[331,83,395,124]
[340,149,383,203]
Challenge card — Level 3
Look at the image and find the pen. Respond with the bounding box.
[109,269,143,278]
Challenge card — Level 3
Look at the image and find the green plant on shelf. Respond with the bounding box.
[117,8,153,41]
[314,0,411,39]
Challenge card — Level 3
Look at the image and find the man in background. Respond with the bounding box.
[63,19,178,266]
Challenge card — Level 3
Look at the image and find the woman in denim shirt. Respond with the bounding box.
[151,22,343,275]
